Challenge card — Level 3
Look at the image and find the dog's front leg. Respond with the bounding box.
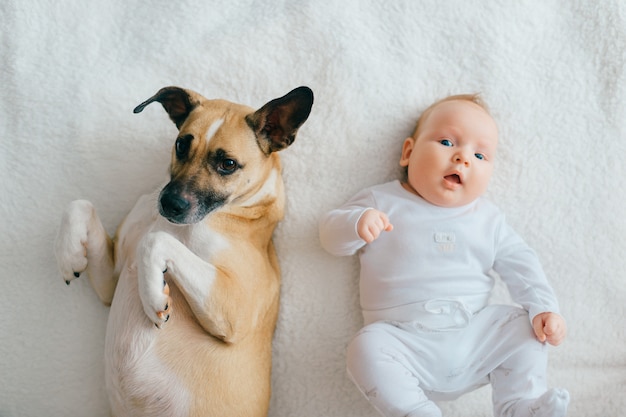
[137,231,221,333]
[55,200,116,304]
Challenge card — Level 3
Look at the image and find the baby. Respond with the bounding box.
[319,94,569,417]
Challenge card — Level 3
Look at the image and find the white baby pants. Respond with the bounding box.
[346,305,549,417]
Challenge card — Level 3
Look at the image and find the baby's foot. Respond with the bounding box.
[529,388,569,417]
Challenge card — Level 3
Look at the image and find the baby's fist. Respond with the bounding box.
[357,209,393,243]
[532,312,567,346]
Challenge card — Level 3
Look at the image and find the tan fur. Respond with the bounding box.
[55,86,313,417]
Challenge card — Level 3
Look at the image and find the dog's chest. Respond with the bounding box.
[163,221,230,261]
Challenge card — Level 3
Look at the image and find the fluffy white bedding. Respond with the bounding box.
[1,1,624,416]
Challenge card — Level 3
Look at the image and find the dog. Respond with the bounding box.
[54,86,314,417]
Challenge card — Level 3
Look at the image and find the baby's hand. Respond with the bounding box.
[357,209,393,243]
[532,312,567,346]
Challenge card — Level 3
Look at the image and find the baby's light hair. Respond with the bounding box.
[411,93,489,139]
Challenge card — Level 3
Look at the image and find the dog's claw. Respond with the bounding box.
[74,271,80,278]
[154,313,169,329]
[65,280,71,286]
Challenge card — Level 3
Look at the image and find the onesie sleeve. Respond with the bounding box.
[318,188,375,257]
[492,218,560,322]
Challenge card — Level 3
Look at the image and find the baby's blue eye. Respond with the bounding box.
[440,139,453,147]
[475,153,485,160]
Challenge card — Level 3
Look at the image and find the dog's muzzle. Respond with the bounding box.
[160,193,191,221]
[158,182,227,224]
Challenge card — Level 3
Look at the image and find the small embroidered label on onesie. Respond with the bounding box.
[434,232,456,252]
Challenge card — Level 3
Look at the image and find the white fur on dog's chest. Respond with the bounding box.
[158,217,230,261]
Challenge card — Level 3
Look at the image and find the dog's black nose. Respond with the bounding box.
[160,193,191,219]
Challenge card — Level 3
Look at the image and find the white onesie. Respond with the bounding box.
[319,180,566,417]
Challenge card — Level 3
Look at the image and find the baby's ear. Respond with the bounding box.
[399,137,415,167]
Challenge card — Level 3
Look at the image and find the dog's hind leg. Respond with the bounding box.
[55,200,117,305]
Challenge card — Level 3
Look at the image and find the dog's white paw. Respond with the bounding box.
[137,231,174,328]
[144,277,172,329]
[55,200,93,285]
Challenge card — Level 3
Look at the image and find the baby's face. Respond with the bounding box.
[400,100,498,207]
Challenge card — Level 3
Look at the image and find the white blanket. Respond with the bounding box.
[1,1,624,416]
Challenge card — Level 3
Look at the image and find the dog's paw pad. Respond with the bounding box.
[156,310,170,323]
[156,302,170,319]
[154,310,171,329]
[151,290,172,329]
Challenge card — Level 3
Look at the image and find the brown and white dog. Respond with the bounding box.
[54,86,314,417]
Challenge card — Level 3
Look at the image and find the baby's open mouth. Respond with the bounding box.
[444,174,461,184]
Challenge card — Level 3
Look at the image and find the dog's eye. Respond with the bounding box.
[217,159,238,175]
[175,135,193,159]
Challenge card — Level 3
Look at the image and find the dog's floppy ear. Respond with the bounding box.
[133,87,199,129]
[246,86,314,154]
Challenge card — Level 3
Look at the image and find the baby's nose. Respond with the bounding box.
[454,153,470,166]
